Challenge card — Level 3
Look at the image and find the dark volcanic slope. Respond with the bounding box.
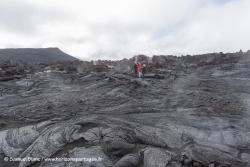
[0,48,78,63]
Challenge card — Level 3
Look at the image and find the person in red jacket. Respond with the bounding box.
[137,62,142,78]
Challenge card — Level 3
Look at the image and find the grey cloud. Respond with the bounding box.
[0,0,73,35]
[90,50,122,60]
[58,37,90,44]
[216,0,235,4]
[2,43,44,50]
[76,38,89,44]
[88,20,151,37]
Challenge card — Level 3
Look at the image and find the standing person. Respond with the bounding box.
[137,62,142,78]
[142,64,146,80]
[134,62,138,76]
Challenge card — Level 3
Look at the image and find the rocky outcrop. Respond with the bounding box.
[0,52,250,167]
[68,50,250,74]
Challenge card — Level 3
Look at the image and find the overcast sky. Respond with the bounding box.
[0,0,249,60]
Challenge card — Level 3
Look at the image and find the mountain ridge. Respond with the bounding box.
[0,47,78,63]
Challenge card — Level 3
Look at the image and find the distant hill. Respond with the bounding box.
[0,48,78,63]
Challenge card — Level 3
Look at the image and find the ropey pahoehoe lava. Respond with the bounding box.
[0,50,250,167]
